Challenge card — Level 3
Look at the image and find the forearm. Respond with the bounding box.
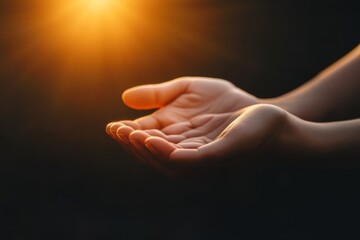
[266,44,360,121]
[275,116,360,164]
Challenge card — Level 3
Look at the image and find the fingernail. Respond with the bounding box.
[118,134,129,144]
[145,143,158,155]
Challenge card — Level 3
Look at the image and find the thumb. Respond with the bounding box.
[122,78,189,110]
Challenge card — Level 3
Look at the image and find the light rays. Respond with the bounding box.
[43,0,136,59]
[0,0,236,93]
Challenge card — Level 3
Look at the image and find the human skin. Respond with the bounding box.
[267,44,360,121]
[106,44,360,176]
[107,77,262,175]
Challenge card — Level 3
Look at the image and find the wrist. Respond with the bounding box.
[261,95,325,122]
[270,114,319,160]
[272,115,360,164]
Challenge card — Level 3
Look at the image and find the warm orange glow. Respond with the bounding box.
[0,0,154,97]
[86,0,113,11]
[45,0,132,54]
[21,0,146,85]
[1,0,222,98]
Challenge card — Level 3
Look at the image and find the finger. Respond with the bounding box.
[144,136,213,171]
[144,129,186,143]
[120,120,141,130]
[122,78,190,110]
[106,121,142,141]
[104,123,141,164]
[129,131,174,176]
[145,136,213,167]
[116,126,149,165]
[106,122,127,141]
[116,125,136,144]
[134,115,162,129]
[145,136,177,160]
[129,130,155,162]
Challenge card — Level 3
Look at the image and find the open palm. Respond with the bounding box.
[137,77,255,127]
[106,77,262,175]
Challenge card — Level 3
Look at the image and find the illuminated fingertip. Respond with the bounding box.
[129,130,150,143]
[117,133,129,144]
[116,125,134,136]
[105,122,114,134]
[121,89,131,103]
[122,88,141,107]
[145,136,177,159]
[106,122,123,139]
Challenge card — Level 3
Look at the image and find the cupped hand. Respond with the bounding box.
[106,77,264,175]
[123,104,287,176]
[107,76,259,135]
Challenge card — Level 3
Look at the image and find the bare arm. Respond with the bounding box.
[106,46,360,175]
[274,115,360,165]
[268,44,360,121]
[110,104,360,176]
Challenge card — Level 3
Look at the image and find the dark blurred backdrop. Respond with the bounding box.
[0,0,359,239]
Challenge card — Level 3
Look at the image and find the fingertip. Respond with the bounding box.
[122,86,154,110]
[128,130,142,139]
[129,130,150,143]
[106,122,124,139]
[122,87,140,109]
[116,125,134,136]
[145,136,176,159]
[121,88,133,105]
[122,80,189,110]
[105,122,114,135]
[116,125,134,143]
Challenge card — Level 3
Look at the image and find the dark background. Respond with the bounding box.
[1,0,360,239]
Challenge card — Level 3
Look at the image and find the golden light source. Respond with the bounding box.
[1,0,143,91]
[83,0,121,14]
[1,0,222,106]
[87,0,111,10]
[41,0,133,58]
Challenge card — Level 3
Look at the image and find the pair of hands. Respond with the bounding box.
[106,77,290,176]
